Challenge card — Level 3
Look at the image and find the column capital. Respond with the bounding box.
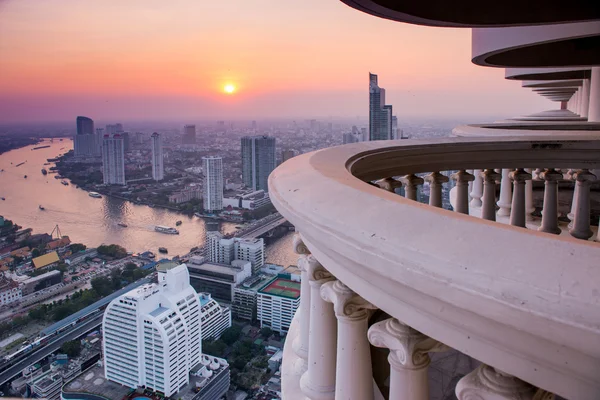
[451,170,475,183]
[456,365,551,400]
[481,169,501,182]
[305,255,334,284]
[376,177,403,192]
[320,280,375,320]
[293,233,310,256]
[573,169,597,182]
[425,171,450,184]
[539,168,562,182]
[368,318,448,370]
[400,174,424,187]
[509,168,532,182]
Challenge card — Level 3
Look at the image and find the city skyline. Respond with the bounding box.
[0,0,551,123]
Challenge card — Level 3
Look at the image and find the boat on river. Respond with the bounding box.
[38,205,45,210]
[41,169,47,175]
[155,226,179,235]
[158,247,168,254]
[88,192,102,198]
[118,223,128,228]
[24,175,27,179]
[175,221,182,226]
[61,180,69,186]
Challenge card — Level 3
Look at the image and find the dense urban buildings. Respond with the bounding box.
[183,124,197,144]
[101,133,125,185]
[368,73,394,141]
[241,135,276,192]
[187,256,252,302]
[202,156,224,212]
[207,232,265,274]
[102,264,202,397]
[151,132,164,181]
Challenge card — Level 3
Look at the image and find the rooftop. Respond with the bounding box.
[62,364,130,400]
[32,251,59,269]
[259,278,300,299]
[149,306,169,317]
[187,262,246,276]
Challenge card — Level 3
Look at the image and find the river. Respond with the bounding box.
[0,139,295,265]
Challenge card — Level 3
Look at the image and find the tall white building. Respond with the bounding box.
[101,134,125,185]
[102,264,201,397]
[241,136,276,192]
[257,277,301,335]
[202,156,223,212]
[151,132,164,181]
[207,232,265,274]
[199,293,231,340]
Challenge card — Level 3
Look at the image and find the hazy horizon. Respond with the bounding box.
[0,0,553,123]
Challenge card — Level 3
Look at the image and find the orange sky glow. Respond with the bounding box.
[0,0,550,122]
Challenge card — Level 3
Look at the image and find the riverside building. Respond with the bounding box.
[272,3,600,400]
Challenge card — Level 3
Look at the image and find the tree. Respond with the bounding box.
[31,248,41,258]
[12,255,23,265]
[60,340,81,357]
[97,244,127,259]
[70,243,87,253]
[221,325,243,346]
[259,327,273,339]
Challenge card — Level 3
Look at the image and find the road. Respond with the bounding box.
[238,216,287,239]
[0,314,103,386]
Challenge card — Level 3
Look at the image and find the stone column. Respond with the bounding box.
[509,169,532,228]
[377,177,402,194]
[481,169,501,221]
[470,169,484,208]
[292,234,311,374]
[426,172,449,208]
[401,174,424,201]
[538,169,562,235]
[300,258,336,400]
[524,168,535,220]
[589,67,600,122]
[496,169,513,217]
[467,169,474,202]
[451,170,475,214]
[321,280,376,400]
[581,79,590,119]
[569,169,597,240]
[368,318,448,400]
[456,364,554,400]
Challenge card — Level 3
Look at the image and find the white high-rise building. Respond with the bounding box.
[257,277,301,335]
[199,293,231,340]
[206,232,265,274]
[102,264,201,397]
[202,156,223,212]
[151,132,164,181]
[101,134,125,185]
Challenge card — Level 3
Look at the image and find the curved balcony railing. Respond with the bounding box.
[269,137,600,400]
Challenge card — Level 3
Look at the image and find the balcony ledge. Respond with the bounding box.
[269,137,600,399]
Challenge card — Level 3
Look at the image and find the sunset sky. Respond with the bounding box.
[0,0,550,122]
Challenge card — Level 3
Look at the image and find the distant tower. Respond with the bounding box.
[94,128,104,156]
[203,156,223,212]
[74,116,96,157]
[392,116,398,140]
[241,136,276,192]
[369,73,393,141]
[151,132,164,181]
[183,125,196,145]
[102,134,125,185]
[251,120,257,130]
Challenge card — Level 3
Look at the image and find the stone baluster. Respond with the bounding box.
[321,280,376,400]
[538,169,563,235]
[368,318,448,400]
[509,169,532,228]
[292,234,311,374]
[451,170,475,214]
[569,169,597,240]
[481,169,501,221]
[376,177,403,193]
[497,169,513,217]
[524,168,535,220]
[300,257,337,400]
[401,174,424,201]
[470,169,484,208]
[467,169,474,202]
[567,175,579,229]
[425,172,449,208]
[456,364,554,400]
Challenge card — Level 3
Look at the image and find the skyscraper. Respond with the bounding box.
[74,116,96,157]
[122,131,130,152]
[151,132,164,181]
[369,73,393,141]
[241,136,276,192]
[203,156,223,212]
[207,232,265,274]
[102,264,202,397]
[76,116,94,135]
[183,125,196,144]
[281,149,296,163]
[102,134,125,185]
[94,128,104,156]
[392,116,398,140]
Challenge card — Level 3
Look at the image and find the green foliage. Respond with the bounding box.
[69,243,87,253]
[31,248,41,258]
[259,327,273,339]
[221,325,243,346]
[97,244,127,259]
[12,255,23,265]
[202,339,227,358]
[60,340,82,357]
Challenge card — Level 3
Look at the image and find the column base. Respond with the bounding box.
[300,372,336,400]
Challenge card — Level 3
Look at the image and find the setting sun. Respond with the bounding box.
[224,84,236,94]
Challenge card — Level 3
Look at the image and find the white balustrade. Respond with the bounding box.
[292,234,311,374]
[321,280,376,400]
[368,318,448,400]
[376,177,402,193]
[538,168,562,235]
[481,169,501,221]
[497,168,513,217]
[451,170,474,214]
[524,168,535,220]
[401,174,424,201]
[569,169,597,240]
[509,169,532,228]
[425,171,449,208]
[470,169,484,208]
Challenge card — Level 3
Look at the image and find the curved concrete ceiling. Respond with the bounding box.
[506,67,591,80]
[338,0,599,27]
[472,21,600,68]
[522,79,583,88]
